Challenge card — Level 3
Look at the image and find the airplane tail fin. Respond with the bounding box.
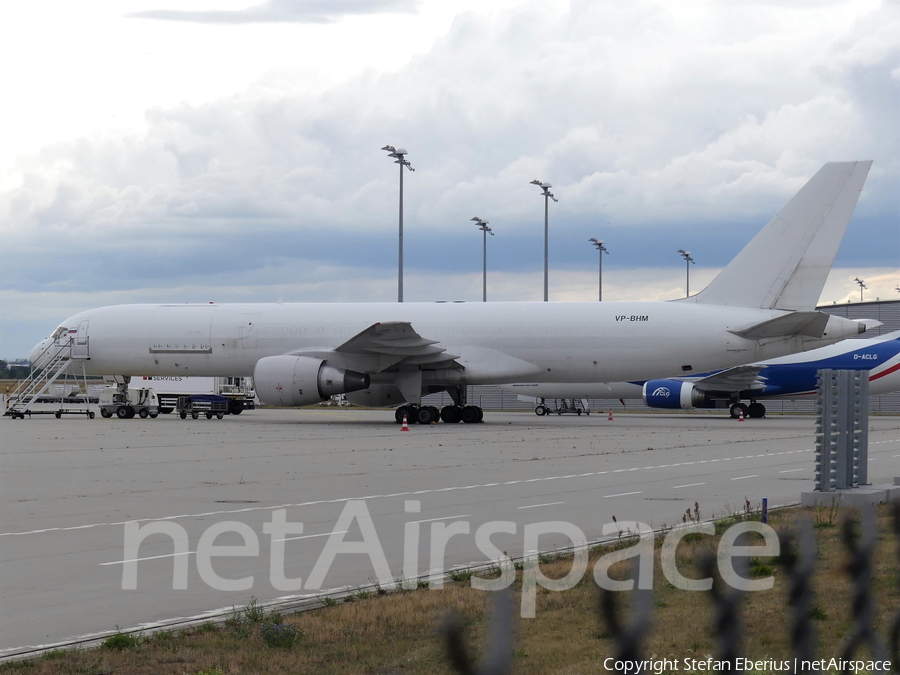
[687,161,872,310]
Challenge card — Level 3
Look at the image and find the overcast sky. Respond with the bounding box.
[1,0,898,358]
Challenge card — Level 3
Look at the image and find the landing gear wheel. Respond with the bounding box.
[440,406,462,423]
[730,403,748,419]
[139,409,149,419]
[534,405,549,416]
[748,402,766,419]
[116,406,130,419]
[462,405,482,424]
[396,405,418,424]
[417,406,438,425]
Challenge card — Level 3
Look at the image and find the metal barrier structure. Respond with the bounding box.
[442,505,900,675]
[815,369,870,490]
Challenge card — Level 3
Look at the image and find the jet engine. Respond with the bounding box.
[254,355,370,407]
[642,380,707,409]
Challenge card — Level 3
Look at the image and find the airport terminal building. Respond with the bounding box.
[422,299,900,415]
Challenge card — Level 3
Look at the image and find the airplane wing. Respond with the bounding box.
[335,321,460,369]
[690,365,767,392]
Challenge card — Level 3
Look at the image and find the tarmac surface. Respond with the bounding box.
[2,407,899,656]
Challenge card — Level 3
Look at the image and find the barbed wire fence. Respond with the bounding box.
[442,503,900,675]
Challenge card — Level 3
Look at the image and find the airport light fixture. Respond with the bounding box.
[854,276,867,302]
[589,238,609,302]
[530,180,558,302]
[471,217,494,302]
[382,145,415,302]
[678,249,695,298]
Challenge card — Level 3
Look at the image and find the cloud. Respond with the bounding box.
[127,0,420,24]
[2,0,898,355]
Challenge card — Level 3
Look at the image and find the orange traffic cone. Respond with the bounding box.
[401,414,410,431]
[607,410,614,421]
[738,409,745,422]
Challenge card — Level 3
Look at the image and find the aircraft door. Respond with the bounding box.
[72,320,90,359]
[239,313,262,357]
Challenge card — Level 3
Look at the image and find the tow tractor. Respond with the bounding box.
[98,385,159,419]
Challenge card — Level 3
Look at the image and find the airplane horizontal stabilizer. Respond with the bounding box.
[730,312,830,339]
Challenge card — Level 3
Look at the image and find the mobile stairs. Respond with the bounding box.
[4,329,94,420]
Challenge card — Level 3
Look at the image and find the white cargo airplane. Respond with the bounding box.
[503,329,900,419]
[30,161,875,424]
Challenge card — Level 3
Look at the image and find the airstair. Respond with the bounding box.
[4,330,93,419]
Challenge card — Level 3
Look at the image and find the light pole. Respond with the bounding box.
[854,276,867,302]
[589,238,609,301]
[530,180,557,302]
[382,145,414,302]
[678,249,695,298]
[472,217,493,302]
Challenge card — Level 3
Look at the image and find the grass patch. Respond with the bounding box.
[2,504,896,674]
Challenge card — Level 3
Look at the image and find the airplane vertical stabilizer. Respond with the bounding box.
[687,161,872,310]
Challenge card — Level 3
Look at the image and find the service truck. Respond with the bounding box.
[127,376,255,415]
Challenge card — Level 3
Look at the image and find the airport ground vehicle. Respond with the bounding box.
[129,376,255,415]
[98,386,159,419]
[534,398,590,416]
[177,394,229,419]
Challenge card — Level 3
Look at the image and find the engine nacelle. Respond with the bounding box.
[254,355,370,407]
[642,379,705,409]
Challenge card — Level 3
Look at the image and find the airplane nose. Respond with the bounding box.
[28,337,54,369]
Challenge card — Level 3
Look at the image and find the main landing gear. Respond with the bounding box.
[730,401,766,419]
[395,404,484,425]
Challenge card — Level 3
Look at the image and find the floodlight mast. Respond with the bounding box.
[854,276,867,302]
[677,249,695,298]
[472,217,493,302]
[589,238,609,301]
[530,180,557,302]
[382,145,415,302]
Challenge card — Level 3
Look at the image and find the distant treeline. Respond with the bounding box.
[0,360,30,380]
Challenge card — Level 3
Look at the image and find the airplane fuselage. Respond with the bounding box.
[52,301,850,386]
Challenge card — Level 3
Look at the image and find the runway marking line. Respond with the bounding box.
[672,483,705,489]
[517,502,565,510]
[730,475,759,481]
[411,515,470,524]
[100,551,194,566]
[1,440,888,538]
[278,530,349,543]
[779,468,805,474]
[603,491,642,499]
